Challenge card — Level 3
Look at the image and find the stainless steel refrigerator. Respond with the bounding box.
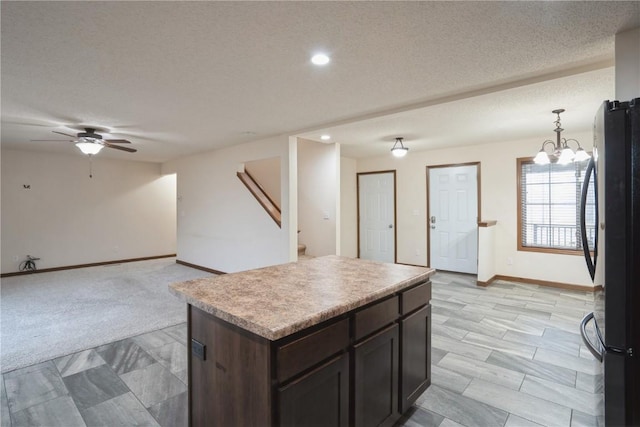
[580,98,640,426]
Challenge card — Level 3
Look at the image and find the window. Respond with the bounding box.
[517,157,595,255]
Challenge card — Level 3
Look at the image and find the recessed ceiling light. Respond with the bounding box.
[320,134,331,141]
[311,53,330,66]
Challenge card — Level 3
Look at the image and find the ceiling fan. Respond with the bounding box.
[32,127,137,154]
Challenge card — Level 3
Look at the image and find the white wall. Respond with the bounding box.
[1,149,177,273]
[340,157,358,258]
[297,139,337,257]
[355,132,595,287]
[171,135,291,273]
[615,27,640,101]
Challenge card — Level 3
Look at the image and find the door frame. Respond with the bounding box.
[357,170,398,263]
[425,162,481,269]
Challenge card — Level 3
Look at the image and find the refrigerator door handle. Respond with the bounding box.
[580,312,604,362]
[580,157,597,281]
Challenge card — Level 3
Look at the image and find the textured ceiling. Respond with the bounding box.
[1,1,639,162]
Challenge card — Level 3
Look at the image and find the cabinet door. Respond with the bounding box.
[278,353,349,427]
[354,323,400,427]
[399,304,431,413]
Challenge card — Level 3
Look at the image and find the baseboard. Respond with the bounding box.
[0,254,177,278]
[176,259,226,275]
[395,262,429,268]
[476,275,496,287]
[492,274,602,292]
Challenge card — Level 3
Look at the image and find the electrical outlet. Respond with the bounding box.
[415,249,420,256]
[13,255,19,262]
[507,257,514,265]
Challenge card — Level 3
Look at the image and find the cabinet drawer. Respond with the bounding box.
[354,296,399,341]
[277,318,349,383]
[401,282,431,315]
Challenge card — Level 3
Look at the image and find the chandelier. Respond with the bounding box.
[533,109,590,165]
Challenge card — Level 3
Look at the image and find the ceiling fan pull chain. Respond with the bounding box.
[89,154,93,178]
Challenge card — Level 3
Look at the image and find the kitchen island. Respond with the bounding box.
[170,255,434,427]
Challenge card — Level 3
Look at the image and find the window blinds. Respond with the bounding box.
[520,160,595,251]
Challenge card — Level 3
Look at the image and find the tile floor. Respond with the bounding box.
[1,272,603,426]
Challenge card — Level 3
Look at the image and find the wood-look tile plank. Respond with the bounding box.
[430,365,472,394]
[96,339,156,375]
[505,414,544,427]
[570,410,601,427]
[533,348,601,376]
[432,335,492,361]
[432,306,485,323]
[461,332,537,359]
[575,372,603,394]
[439,418,466,427]
[54,350,105,378]
[461,304,519,321]
[147,391,187,427]
[516,314,581,335]
[63,365,128,410]
[419,384,509,427]
[10,395,85,427]
[1,376,12,427]
[396,405,444,427]
[431,324,469,341]
[431,347,447,365]
[147,342,187,375]
[482,317,545,336]
[430,298,466,311]
[119,363,186,408]
[520,375,603,416]
[485,351,577,387]
[502,330,580,357]
[79,392,159,426]
[493,303,552,320]
[4,361,68,413]
[161,323,187,345]
[438,353,525,390]
[463,378,572,427]
[443,318,507,339]
[132,331,176,352]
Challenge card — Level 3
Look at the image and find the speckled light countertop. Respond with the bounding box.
[169,255,434,341]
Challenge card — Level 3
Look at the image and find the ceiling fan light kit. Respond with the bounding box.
[75,141,103,155]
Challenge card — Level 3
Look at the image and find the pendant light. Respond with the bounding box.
[391,137,409,158]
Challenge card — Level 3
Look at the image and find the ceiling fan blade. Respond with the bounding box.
[52,130,77,138]
[31,139,74,142]
[104,142,137,153]
[104,139,132,144]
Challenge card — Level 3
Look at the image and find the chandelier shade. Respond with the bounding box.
[533,109,590,165]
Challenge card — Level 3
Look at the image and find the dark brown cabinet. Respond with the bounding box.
[399,304,431,412]
[353,324,400,427]
[187,280,431,427]
[279,354,350,427]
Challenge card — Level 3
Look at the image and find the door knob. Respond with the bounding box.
[388,224,393,229]
[430,216,436,223]
[431,225,435,229]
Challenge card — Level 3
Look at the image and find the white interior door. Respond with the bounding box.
[358,172,395,263]
[428,165,478,274]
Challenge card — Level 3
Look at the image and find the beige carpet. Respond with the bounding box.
[0,258,211,373]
